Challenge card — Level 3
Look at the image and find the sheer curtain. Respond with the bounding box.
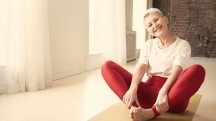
[6,0,52,94]
[90,0,127,65]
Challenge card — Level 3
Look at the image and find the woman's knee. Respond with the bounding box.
[102,60,114,70]
[102,60,114,67]
[101,60,118,74]
[189,64,206,76]
[183,64,206,84]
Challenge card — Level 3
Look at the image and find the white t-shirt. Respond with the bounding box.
[138,37,191,78]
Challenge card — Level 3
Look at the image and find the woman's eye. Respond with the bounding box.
[148,24,152,28]
[155,19,159,22]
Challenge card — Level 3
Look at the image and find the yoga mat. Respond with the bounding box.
[88,94,201,121]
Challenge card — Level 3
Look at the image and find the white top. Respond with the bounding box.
[138,37,191,78]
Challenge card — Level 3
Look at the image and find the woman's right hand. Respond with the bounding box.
[123,89,140,109]
[123,64,146,109]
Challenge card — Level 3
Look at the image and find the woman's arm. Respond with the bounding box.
[155,65,183,113]
[160,65,183,93]
[123,63,147,108]
[130,64,147,91]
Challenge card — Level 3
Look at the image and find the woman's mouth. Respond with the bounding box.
[154,26,162,33]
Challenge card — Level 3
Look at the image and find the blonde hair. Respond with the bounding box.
[143,8,164,19]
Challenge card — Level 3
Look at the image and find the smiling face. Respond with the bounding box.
[144,12,169,37]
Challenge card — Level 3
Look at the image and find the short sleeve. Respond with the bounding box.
[138,41,149,65]
[173,41,191,70]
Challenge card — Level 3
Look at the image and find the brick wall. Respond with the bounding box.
[170,0,216,57]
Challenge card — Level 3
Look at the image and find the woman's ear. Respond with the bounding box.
[164,16,169,24]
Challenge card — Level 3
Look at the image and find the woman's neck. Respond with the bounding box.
[157,33,176,48]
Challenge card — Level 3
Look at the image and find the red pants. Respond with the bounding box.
[101,61,205,117]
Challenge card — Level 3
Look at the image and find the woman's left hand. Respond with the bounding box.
[154,91,169,113]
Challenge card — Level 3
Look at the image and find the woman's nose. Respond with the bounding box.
[152,23,157,28]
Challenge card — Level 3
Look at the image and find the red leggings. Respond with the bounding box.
[101,61,205,117]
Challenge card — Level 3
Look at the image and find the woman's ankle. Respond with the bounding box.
[152,106,160,119]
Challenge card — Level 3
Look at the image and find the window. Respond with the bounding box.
[132,0,148,49]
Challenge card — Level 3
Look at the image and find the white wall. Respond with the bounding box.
[48,0,89,80]
[0,0,7,66]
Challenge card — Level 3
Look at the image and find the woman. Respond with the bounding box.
[101,8,205,121]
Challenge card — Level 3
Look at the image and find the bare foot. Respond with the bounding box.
[129,106,154,121]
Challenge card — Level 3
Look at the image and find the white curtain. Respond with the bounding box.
[6,0,52,94]
[90,0,127,64]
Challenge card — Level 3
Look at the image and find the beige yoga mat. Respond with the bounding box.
[88,94,201,121]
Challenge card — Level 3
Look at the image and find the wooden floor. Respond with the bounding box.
[0,57,215,121]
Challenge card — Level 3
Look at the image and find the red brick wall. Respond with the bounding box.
[170,0,216,57]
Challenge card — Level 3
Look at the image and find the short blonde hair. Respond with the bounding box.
[143,8,164,19]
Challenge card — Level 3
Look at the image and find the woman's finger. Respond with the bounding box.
[123,95,127,105]
[123,93,131,108]
[153,99,159,107]
[164,101,169,111]
[156,104,161,113]
[157,102,169,113]
[128,94,134,108]
[162,100,169,111]
[135,99,141,107]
